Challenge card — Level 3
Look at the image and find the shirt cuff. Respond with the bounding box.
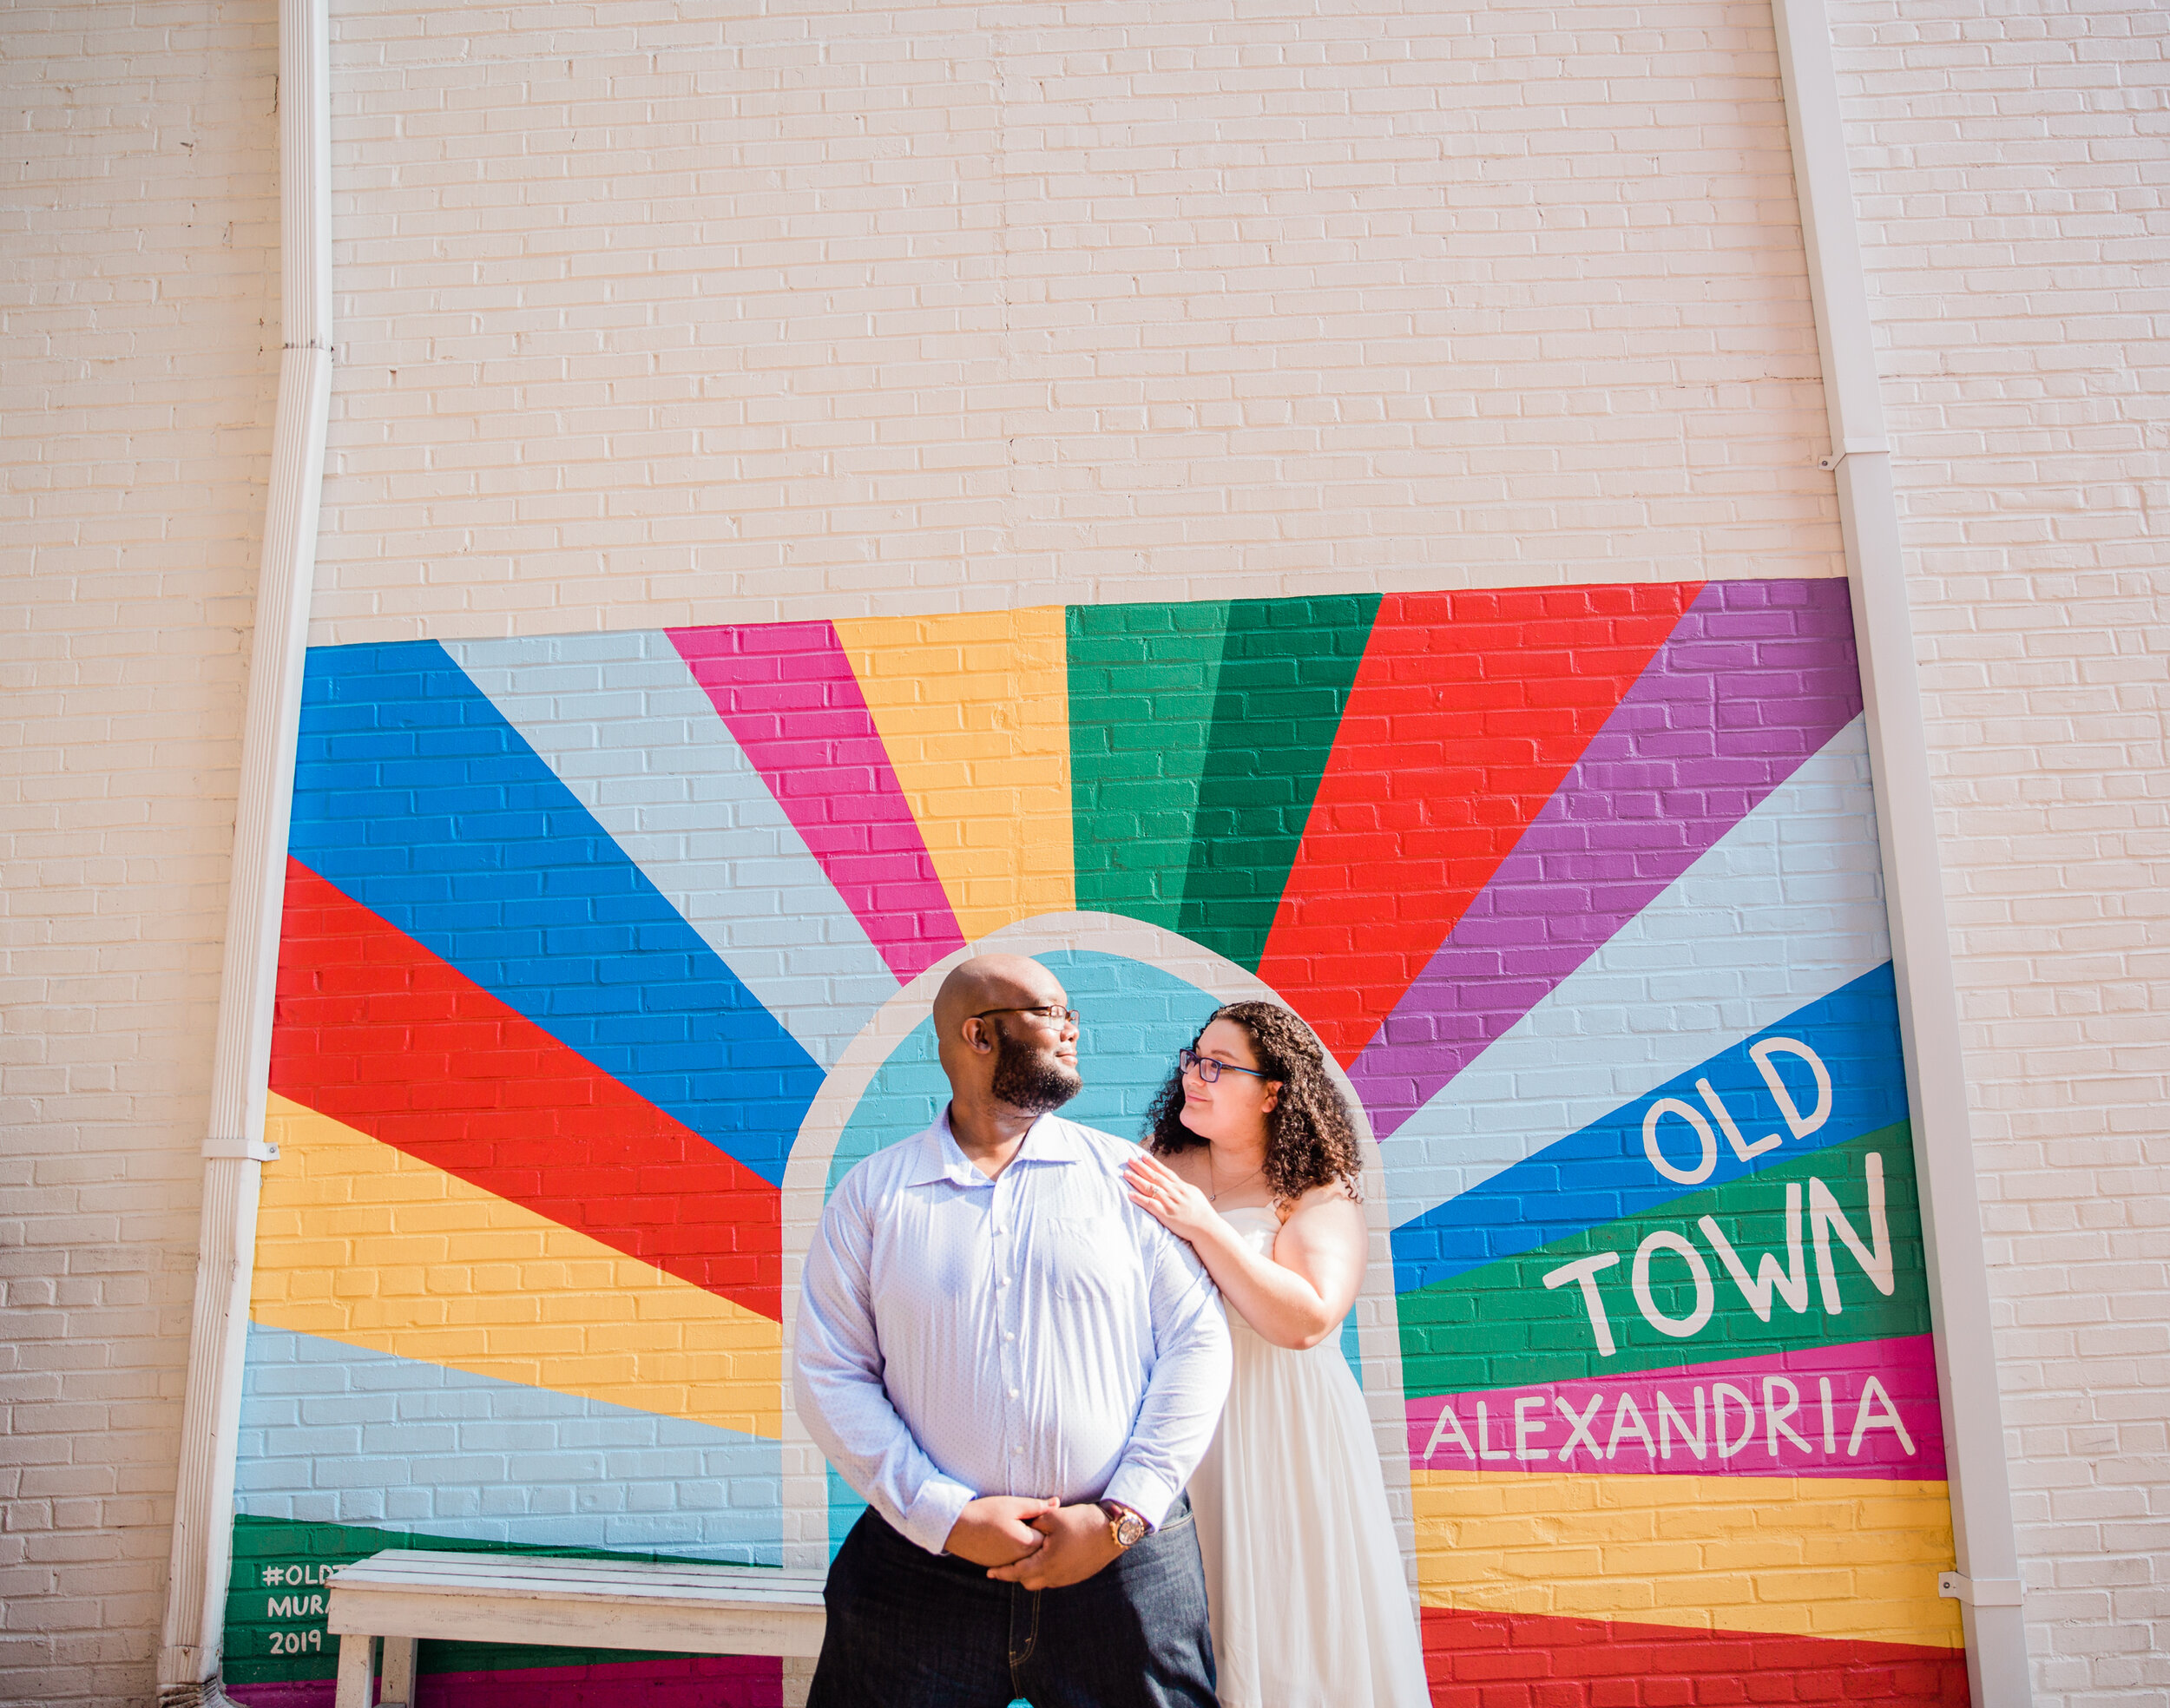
[898,1474,978,1556]
[1098,1465,1178,1533]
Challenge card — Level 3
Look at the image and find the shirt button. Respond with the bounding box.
[1012,1446,1023,1456]
[1003,1332,1016,1343]
[997,1278,1009,1289]
[1008,1389,1019,1399]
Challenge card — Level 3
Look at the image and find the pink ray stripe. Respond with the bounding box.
[1404,1335,1945,1481]
[227,1653,779,1708]
[669,621,965,981]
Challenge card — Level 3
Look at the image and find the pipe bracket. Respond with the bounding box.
[1939,1572,2023,1607]
[201,1136,279,1162]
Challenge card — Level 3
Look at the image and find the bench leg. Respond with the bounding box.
[380,1634,418,1707]
[334,1632,376,1708]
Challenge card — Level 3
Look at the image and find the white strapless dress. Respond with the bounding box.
[1188,1207,1430,1708]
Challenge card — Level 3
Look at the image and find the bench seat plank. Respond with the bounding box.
[326,1549,829,1685]
[331,1549,825,1605]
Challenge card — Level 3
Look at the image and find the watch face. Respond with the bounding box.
[1115,1510,1147,1547]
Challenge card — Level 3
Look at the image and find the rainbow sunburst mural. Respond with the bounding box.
[224,580,1967,1707]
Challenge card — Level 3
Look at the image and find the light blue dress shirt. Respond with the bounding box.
[795,1108,1234,1556]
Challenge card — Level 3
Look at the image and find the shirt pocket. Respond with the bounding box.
[1025,1214,1127,1304]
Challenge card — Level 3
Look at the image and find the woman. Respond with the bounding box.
[1123,1002,1429,1708]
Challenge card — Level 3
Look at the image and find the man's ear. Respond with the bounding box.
[963,1017,996,1054]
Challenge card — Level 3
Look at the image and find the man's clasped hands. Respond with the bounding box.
[944,1494,1123,1590]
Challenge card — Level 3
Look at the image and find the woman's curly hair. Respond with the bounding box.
[1144,1001,1364,1205]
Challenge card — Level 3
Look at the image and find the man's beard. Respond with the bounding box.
[990,1024,1082,1115]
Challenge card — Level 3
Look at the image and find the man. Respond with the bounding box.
[795,953,1233,1707]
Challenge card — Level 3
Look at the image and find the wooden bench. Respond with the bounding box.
[323,1548,828,1708]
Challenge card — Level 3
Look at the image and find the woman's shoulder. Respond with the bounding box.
[1276,1177,1362,1228]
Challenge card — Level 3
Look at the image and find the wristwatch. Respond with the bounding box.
[1101,1501,1148,1550]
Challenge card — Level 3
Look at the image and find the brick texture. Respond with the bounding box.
[307,0,1842,642]
[1832,1,2170,1699]
[0,2,279,1705]
[3,0,2164,1703]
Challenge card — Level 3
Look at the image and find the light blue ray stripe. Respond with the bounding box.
[234,1323,781,1564]
[1382,714,1891,1233]
[447,630,898,1071]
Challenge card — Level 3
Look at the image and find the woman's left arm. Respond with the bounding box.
[1125,1153,1368,1350]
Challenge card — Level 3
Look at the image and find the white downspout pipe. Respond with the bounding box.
[156,0,332,1694]
[1767,3,2030,1705]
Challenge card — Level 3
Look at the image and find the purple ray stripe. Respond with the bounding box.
[1349,578,1864,1140]
[669,621,966,982]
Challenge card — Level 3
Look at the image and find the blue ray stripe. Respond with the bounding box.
[445,630,898,1072]
[235,1323,780,1562]
[1391,962,1910,1297]
[289,639,821,1185]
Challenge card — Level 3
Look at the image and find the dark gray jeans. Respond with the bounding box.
[807,1500,1217,1708]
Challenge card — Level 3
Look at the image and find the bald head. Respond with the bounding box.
[933,954,1082,1121]
[933,954,1064,1043]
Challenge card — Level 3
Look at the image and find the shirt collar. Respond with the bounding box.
[906,1107,1089,1188]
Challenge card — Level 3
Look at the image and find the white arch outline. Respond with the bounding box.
[777,911,1417,1610]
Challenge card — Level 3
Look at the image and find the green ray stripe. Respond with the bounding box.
[1068,601,1232,930]
[1398,1125,1930,1397]
[223,1513,771,1684]
[1178,593,1380,969]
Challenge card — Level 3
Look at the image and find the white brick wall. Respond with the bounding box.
[1833,1,2170,1698]
[1,2,278,1703]
[309,0,1843,644]
[2,0,2162,1704]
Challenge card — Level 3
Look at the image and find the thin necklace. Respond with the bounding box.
[1208,1146,1266,1205]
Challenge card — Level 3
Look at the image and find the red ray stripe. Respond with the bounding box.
[1420,1606,1969,1708]
[269,859,780,1322]
[1256,583,1700,1066]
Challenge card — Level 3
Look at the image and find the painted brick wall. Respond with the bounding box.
[238,583,1968,1708]
[0,2,279,1704]
[1832,0,2170,1697]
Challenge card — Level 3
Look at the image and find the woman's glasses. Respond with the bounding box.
[1178,1047,1273,1084]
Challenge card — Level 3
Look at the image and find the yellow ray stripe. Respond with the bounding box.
[251,1094,782,1440]
[833,606,1074,941]
[1410,1468,1961,1650]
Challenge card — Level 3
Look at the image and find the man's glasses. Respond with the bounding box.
[1178,1047,1273,1084]
[970,1005,1081,1028]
